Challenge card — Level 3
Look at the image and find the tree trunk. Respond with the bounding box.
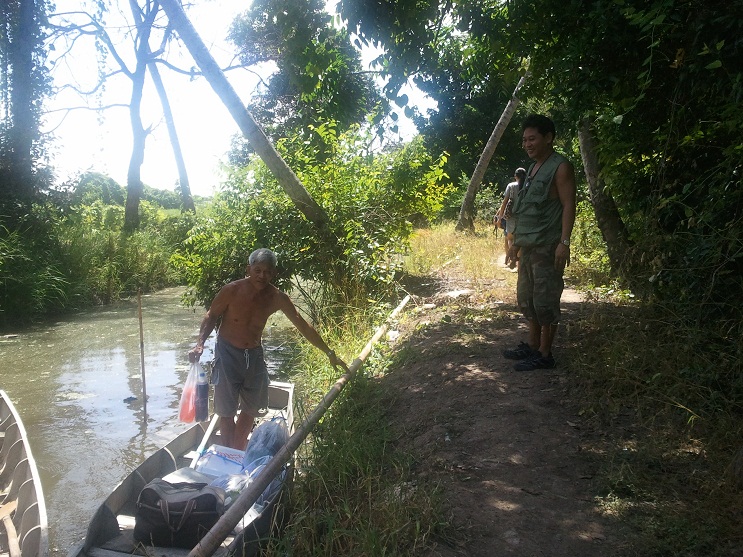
[123,61,147,233]
[577,117,633,274]
[455,72,529,233]
[123,1,158,233]
[148,59,196,212]
[5,0,37,203]
[159,0,328,227]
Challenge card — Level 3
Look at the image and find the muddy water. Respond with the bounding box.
[0,287,295,556]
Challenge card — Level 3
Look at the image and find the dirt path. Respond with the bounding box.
[379,264,620,556]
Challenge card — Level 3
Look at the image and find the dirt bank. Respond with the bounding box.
[379,263,623,556]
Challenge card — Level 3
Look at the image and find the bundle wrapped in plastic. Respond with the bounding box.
[194,444,245,478]
[247,457,287,508]
[209,473,251,509]
[242,416,289,467]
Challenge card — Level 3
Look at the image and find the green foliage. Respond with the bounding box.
[337,0,529,202]
[505,0,743,332]
[67,172,127,206]
[56,200,189,304]
[563,298,743,555]
[228,0,382,161]
[566,200,612,288]
[52,171,185,211]
[175,125,453,312]
[0,196,195,327]
[0,218,68,326]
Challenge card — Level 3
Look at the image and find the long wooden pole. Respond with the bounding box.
[137,289,147,415]
[188,295,412,557]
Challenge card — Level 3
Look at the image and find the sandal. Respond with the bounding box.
[514,353,556,371]
[503,342,537,360]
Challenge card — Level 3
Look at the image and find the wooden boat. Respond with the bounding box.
[0,390,49,557]
[69,381,294,557]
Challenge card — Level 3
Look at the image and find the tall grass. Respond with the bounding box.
[0,224,69,324]
[403,220,513,291]
[562,300,743,556]
[0,201,193,328]
[269,308,453,556]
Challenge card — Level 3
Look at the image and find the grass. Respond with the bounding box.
[268,352,452,556]
[562,301,743,556]
[272,218,743,556]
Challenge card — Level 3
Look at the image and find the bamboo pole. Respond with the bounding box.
[188,295,412,557]
[137,289,148,415]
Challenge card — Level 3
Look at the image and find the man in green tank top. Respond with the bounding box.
[503,115,576,370]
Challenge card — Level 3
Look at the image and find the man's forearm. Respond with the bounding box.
[196,316,217,347]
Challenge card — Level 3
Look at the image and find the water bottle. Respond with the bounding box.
[195,364,209,422]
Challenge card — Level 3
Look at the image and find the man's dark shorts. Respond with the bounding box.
[517,243,564,325]
[213,338,268,417]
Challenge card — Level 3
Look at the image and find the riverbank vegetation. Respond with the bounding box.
[275,222,741,556]
[0,175,198,328]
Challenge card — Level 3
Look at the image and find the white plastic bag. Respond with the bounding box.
[209,473,252,508]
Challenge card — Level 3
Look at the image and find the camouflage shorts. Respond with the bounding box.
[516,244,564,325]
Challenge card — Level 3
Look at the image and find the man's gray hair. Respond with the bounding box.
[248,248,277,268]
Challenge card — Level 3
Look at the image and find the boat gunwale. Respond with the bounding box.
[0,389,49,557]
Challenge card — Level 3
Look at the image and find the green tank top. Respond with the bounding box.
[512,151,568,247]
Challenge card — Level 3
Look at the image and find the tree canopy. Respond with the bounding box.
[227,0,382,163]
[337,0,743,327]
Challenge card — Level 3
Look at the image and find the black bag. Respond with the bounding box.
[133,479,226,548]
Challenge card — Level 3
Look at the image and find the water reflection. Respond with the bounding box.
[0,287,295,556]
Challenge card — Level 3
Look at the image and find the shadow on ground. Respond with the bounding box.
[376,278,623,556]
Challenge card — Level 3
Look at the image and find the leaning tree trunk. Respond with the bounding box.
[577,117,633,274]
[455,72,529,233]
[148,59,196,213]
[159,0,328,227]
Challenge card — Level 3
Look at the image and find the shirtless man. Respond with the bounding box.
[188,248,348,449]
[503,114,576,371]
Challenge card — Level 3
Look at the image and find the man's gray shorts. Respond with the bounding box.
[213,338,268,417]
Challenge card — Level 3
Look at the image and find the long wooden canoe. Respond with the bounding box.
[69,381,294,557]
[0,390,49,557]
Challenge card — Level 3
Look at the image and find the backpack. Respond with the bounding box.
[504,198,514,221]
[133,479,226,548]
[503,182,519,221]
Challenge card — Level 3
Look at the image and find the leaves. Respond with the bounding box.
[181,125,453,310]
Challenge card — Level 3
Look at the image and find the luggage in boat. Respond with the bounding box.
[133,479,226,548]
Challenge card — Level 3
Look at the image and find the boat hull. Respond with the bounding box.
[69,382,294,557]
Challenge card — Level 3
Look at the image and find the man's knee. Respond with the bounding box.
[533,305,560,326]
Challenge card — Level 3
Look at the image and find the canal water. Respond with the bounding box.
[0,287,295,556]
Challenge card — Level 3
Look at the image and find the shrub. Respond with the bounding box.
[175,126,453,314]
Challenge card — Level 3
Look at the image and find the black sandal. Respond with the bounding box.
[514,353,556,371]
[502,342,537,360]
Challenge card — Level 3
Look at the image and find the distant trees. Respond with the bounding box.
[47,0,198,231]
